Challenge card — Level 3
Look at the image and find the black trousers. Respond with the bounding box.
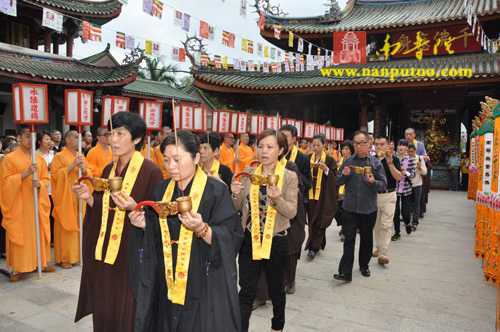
[239,230,288,332]
[411,186,422,225]
[461,173,469,191]
[394,194,411,235]
[338,210,377,275]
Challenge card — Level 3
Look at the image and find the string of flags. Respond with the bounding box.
[465,0,499,53]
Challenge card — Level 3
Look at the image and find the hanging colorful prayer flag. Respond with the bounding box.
[240,0,246,18]
[472,16,477,34]
[274,25,281,40]
[208,25,215,41]
[90,23,102,42]
[276,62,282,73]
[263,62,269,73]
[288,32,293,47]
[142,0,153,15]
[222,56,228,69]
[295,53,300,65]
[257,43,263,56]
[145,40,152,55]
[179,49,186,62]
[248,40,254,54]
[285,52,289,62]
[116,32,125,49]
[317,48,321,57]
[0,0,16,16]
[242,38,248,52]
[256,62,261,72]
[308,42,312,54]
[214,55,222,68]
[285,62,290,72]
[200,21,209,39]
[152,0,163,19]
[258,12,265,30]
[271,63,277,72]
[222,31,230,46]
[174,10,183,26]
[298,38,304,52]
[248,60,254,71]
[228,33,235,48]
[172,47,180,61]
[264,46,269,58]
[240,60,246,71]
[152,42,160,56]
[82,21,90,40]
[125,35,135,50]
[290,62,295,72]
[183,13,190,32]
[233,58,240,70]
[200,53,209,66]
[270,47,276,59]
[42,8,63,33]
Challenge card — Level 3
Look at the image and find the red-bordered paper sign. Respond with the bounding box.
[65,89,93,126]
[12,83,49,124]
[139,100,162,130]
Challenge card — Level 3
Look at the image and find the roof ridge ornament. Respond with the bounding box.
[323,0,342,22]
[254,0,288,17]
[123,46,144,67]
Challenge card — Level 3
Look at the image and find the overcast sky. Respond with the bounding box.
[68,0,348,77]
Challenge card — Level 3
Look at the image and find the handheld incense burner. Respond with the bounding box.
[136,201,178,217]
[346,166,372,175]
[310,161,325,168]
[108,177,123,194]
[233,172,279,186]
[78,176,123,193]
[375,150,392,157]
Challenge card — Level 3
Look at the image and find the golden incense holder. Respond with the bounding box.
[108,177,123,194]
[176,196,192,218]
[78,176,109,191]
[233,172,279,186]
[310,161,325,168]
[136,201,179,218]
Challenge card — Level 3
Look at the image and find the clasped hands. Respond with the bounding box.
[231,179,281,205]
[342,166,375,184]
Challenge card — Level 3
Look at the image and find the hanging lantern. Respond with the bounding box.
[326,126,333,142]
[65,89,93,127]
[335,128,345,141]
[304,122,316,139]
[295,120,303,138]
[174,103,196,131]
[249,114,265,135]
[101,95,130,127]
[193,106,207,132]
[211,109,231,133]
[12,83,49,124]
[139,100,162,130]
[231,112,248,135]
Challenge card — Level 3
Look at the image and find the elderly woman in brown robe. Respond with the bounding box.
[305,134,338,259]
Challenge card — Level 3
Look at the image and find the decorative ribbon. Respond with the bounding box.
[289,145,298,163]
[96,151,144,265]
[309,151,326,200]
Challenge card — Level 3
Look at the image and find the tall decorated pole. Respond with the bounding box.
[12,83,49,278]
[139,100,163,159]
[65,89,93,265]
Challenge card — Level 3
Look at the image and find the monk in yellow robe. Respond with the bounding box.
[220,133,236,173]
[236,133,255,173]
[0,126,54,282]
[86,127,112,178]
[51,130,93,269]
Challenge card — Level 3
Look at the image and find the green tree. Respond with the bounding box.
[138,56,179,86]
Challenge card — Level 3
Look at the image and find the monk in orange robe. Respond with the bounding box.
[86,127,112,178]
[51,130,93,269]
[220,133,236,173]
[299,139,309,154]
[236,133,256,173]
[0,126,54,282]
[153,144,171,179]
[140,139,154,160]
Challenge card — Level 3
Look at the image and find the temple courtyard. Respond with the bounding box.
[0,190,496,331]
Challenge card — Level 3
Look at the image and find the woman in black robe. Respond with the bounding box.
[305,134,338,259]
[129,130,244,332]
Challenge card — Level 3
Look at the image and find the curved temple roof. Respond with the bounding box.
[264,0,499,33]
[23,0,122,17]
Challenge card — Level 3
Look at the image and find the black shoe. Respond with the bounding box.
[391,234,401,241]
[333,273,352,282]
[360,268,370,277]
[419,212,424,218]
[405,223,412,235]
[307,250,316,259]
[411,224,417,231]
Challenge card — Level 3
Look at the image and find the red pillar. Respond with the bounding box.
[53,35,59,55]
[44,29,51,53]
[66,34,74,57]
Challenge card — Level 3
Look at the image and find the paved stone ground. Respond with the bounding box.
[0,190,496,331]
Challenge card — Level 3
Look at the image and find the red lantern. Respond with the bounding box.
[139,100,162,130]
[101,95,130,128]
[249,114,265,135]
[266,115,280,131]
[193,106,207,132]
[65,89,93,127]
[211,110,231,133]
[12,83,49,124]
[304,122,315,139]
[295,120,303,138]
[231,112,248,135]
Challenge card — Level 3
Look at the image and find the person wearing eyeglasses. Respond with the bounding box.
[86,127,113,178]
[334,131,387,282]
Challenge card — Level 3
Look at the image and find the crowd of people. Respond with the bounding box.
[0,116,436,332]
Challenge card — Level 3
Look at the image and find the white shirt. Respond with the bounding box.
[36,149,54,195]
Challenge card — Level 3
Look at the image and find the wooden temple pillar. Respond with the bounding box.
[66,31,74,57]
[52,34,59,55]
[44,28,51,53]
[357,90,368,131]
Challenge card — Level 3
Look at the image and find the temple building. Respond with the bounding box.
[193,0,500,165]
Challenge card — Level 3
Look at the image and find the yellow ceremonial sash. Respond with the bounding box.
[289,145,298,163]
[250,161,285,260]
[210,159,220,176]
[159,167,207,305]
[96,151,144,265]
[309,151,326,200]
[338,157,345,195]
